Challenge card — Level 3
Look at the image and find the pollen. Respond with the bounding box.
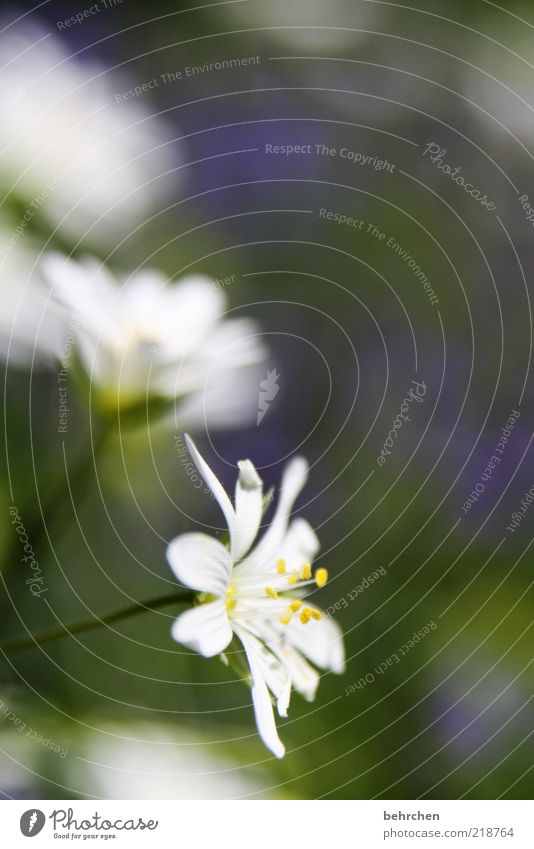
[226,598,237,612]
[315,568,328,588]
[311,609,323,620]
[277,558,287,574]
[300,563,312,580]
[279,610,292,625]
[300,608,312,624]
[265,586,278,600]
[289,600,302,612]
[288,571,299,585]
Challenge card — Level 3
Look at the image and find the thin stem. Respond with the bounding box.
[0,590,196,653]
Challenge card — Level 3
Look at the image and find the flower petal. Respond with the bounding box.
[0,258,62,367]
[283,612,346,675]
[281,651,318,702]
[237,625,292,717]
[277,675,292,718]
[233,460,263,561]
[149,275,226,357]
[235,626,286,758]
[184,435,237,543]
[239,456,309,574]
[166,533,232,596]
[184,317,267,373]
[171,600,232,658]
[41,253,118,341]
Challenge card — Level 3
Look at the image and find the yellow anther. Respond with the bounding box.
[265,586,278,600]
[300,563,312,580]
[311,609,323,621]
[226,598,237,612]
[300,608,312,624]
[279,610,292,625]
[288,571,299,585]
[227,585,237,595]
[289,600,303,612]
[277,558,286,574]
[315,568,328,588]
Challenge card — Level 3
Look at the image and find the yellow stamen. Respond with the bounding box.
[300,563,312,580]
[288,571,299,585]
[289,600,303,612]
[300,608,312,624]
[311,609,323,620]
[265,586,278,600]
[227,585,237,595]
[315,568,328,588]
[277,558,286,574]
[226,598,237,612]
[279,610,292,625]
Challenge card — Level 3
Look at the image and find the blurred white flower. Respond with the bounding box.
[0,24,173,242]
[167,435,345,759]
[40,254,267,427]
[70,724,267,800]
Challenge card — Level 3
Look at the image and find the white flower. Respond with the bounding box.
[0,23,173,242]
[167,435,345,758]
[40,253,267,426]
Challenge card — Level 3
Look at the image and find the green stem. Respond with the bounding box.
[0,590,196,653]
[5,421,112,575]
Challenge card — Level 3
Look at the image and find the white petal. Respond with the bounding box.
[174,361,266,430]
[236,626,292,717]
[233,460,263,561]
[284,612,345,674]
[41,253,118,340]
[184,435,237,544]
[277,675,292,718]
[235,626,286,758]
[198,318,267,369]
[0,252,62,367]
[163,319,266,390]
[276,518,320,574]
[171,601,232,658]
[149,276,226,359]
[165,276,225,346]
[125,269,169,304]
[166,533,232,596]
[239,456,309,574]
